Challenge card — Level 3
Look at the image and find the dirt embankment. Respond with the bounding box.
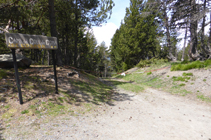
[146,67,211,98]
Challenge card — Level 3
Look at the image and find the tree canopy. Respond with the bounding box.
[0,0,114,76]
[110,0,211,72]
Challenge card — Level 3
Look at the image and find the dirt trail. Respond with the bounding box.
[3,81,211,140]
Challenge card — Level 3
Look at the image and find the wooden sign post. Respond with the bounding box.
[5,33,58,104]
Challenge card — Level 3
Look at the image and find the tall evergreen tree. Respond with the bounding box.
[110,0,162,71]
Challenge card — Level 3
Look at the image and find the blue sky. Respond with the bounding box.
[92,0,130,48]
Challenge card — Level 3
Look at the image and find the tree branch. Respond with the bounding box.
[35,7,48,27]
[5,19,11,31]
[0,27,9,33]
[0,19,11,33]
[0,0,20,10]
[198,21,211,33]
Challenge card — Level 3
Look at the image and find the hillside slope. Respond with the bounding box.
[2,76,211,140]
[0,66,114,131]
[114,64,211,103]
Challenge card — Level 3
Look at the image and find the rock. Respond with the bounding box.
[67,70,80,78]
[121,73,126,76]
[0,54,32,68]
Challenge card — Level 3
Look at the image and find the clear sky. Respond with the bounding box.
[92,0,130,48]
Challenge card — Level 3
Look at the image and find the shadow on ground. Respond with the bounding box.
[0,66,134,107]
[0,126,5,140]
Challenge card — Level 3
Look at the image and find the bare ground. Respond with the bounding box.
[2,80,211,140]
[1,66,211,140]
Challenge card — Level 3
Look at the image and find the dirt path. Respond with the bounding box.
[3,81,211,140]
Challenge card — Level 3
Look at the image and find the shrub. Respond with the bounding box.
[136,60,149,68]
[147,72,152,75]
[171,60,211,71]
[122,62,128,71]
[136,58,168,68]
[182,72,193,76]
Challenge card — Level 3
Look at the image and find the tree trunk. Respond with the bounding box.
[104,63,107,78]
[163,4,176,61]
[42,50,46,65]
[48,50,50,65]
[182,20,188,61]
[201,0,211,58]
[62,33,66,64]
[209,0,211,49]
[188,0,200,60]
[66,35,71,65]
[48,0,62,66]
[74,2,79,67]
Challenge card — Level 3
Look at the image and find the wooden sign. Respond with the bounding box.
[5,33,58,50]
[5,33,59,104]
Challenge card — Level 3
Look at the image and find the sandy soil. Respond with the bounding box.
[2,81,211,140]
[139,66,211,98]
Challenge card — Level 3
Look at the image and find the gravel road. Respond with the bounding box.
[3,85,211,140]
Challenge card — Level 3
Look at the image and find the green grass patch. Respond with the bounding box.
[2,109,17,119]
[170,84,191,96]
[29,105,36,109]
[47,104,65,116]
[182,72,193,76]
[172,76,190,82]
[143,77,165,89]
[48,102,55,108]
[58,97,64,103]
[121,73,143,82]
[70,76,113,104]
[114,74,125,79]
[171,60,211,71]
[147,72,152,75]
[4,105,10,109]
[21,110,29,114]
[197,94,211,102]
[84,103,92,112]
[179,83,186,86]
[24,81,34,89]
[112,70,192,96]
[117,83,144,93]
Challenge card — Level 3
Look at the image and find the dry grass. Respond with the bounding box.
[0,66,113,128]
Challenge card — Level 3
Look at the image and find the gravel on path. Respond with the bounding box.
[2,84,211,140]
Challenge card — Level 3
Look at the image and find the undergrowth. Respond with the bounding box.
[113,68,192,96]
[1,68,114,124]
[0,69,7,79]
[197,94,211,102]
[171,60,211,71]
[136,58,169,68]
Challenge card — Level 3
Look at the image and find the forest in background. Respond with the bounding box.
[110,0,211,72]
[1,0,211,75]
[0,0,113,76]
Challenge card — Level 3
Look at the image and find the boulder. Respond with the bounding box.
[67,70,80,78]
[0,54,32,68]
